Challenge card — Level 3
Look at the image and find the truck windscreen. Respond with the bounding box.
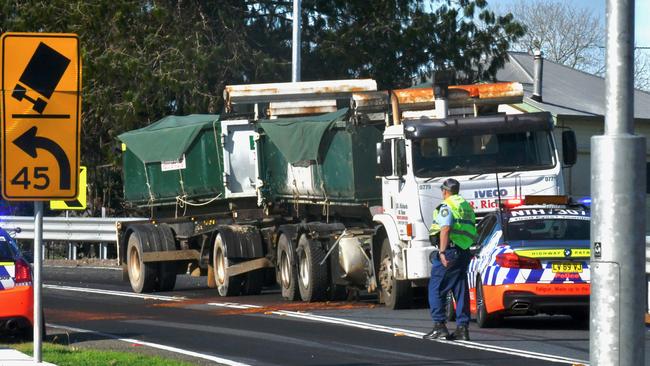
[411,130,555,177]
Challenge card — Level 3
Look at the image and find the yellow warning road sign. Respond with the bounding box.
[50,166,86,210]
[1,33,81,201]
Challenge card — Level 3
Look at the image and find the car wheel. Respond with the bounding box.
[476,279,501,328]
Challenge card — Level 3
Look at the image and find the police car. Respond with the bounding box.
[466,196,590,327]
[0,227,37,339]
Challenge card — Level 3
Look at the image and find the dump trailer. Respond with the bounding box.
[116,78,577,308]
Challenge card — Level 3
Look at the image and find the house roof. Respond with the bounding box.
[497,52,650,120]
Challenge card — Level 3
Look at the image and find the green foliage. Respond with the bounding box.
[12,342,195,366]
[0,0,523,214]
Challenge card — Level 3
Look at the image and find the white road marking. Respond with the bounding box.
[44,284,185,302]
[268,310,589,365]
[47,323,252,366]
[43,285,589,365]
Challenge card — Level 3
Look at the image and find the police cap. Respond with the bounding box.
[440,178,460,194]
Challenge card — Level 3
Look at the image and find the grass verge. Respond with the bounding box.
[10,342,195,366]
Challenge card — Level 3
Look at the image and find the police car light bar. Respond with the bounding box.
[504,199,523,207]
[577,196,592,206]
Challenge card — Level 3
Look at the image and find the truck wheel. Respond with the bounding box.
[241,269,264,296]
[329,284,348,301]
[277,234,300,301]
[155,224,177,292]
[476,279,501,328]
[213,233,242,296]
[378,238,412,309]
[126,226,157,293]
[296,234,328,302]
[207,265,217,288]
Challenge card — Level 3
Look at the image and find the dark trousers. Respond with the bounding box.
[428,247,471,326]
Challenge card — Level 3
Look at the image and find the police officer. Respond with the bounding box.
[424,178,476,341]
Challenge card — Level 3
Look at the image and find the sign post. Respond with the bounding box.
[591,1,646,365]
[33,201,43,362]
[1,33,81,364]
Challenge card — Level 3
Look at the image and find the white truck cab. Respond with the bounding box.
[372,82,577,308]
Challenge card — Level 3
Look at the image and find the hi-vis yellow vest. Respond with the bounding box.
[429,195,477,249]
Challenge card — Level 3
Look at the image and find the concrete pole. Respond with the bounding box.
[33,202,43,363]
[292,0,301,82]
[590,0,646,365]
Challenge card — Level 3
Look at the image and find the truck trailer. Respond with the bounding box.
[116,78,577,309]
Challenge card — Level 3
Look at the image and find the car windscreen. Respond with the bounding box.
[411,130,555,177]
[507,210,590,241]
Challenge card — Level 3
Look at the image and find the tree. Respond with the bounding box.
[249,0,525,87]
[497,0,650,91]
[0,0,525,214]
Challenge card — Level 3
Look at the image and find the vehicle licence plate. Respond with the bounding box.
[552,262,583,273]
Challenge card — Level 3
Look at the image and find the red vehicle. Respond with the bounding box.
[0,227,36,340]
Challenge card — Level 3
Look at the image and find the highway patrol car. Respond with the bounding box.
[0,227,35,339]
[466,196,590,327]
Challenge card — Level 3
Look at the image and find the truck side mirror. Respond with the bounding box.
[562,130,577,166]
[377,141,392,176]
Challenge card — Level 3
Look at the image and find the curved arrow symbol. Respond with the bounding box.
[13,126,71,190]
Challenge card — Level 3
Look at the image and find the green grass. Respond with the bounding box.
[10,342,196,366]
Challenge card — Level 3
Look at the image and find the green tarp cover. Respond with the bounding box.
[258,108,349,165]
[118,114,220,163]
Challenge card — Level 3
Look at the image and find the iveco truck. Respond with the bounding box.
[116,78,576,309]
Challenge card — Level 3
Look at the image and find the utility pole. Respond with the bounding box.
[292,0,301,82]
[591,0,646,365]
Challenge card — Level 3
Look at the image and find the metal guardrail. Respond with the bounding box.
[0,216,145,242]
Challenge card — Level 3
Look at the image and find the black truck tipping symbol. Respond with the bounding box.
[11,42,71,114]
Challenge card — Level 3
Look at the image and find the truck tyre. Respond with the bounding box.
[329,285,348,301]
[213,233,242,296]
[155,224,177,292]
[378,237,412,309]
[241,270,264,296]
[207,265,217,288]
[277,233,300,301]
[296,234,328,302]
[476,279,501,328]
[126,225,158,293]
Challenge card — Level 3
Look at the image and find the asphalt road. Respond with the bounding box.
[41,266,650,365]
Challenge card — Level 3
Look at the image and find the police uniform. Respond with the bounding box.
[425,182,476,341]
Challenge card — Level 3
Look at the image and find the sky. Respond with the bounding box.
[492,0,650,48]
